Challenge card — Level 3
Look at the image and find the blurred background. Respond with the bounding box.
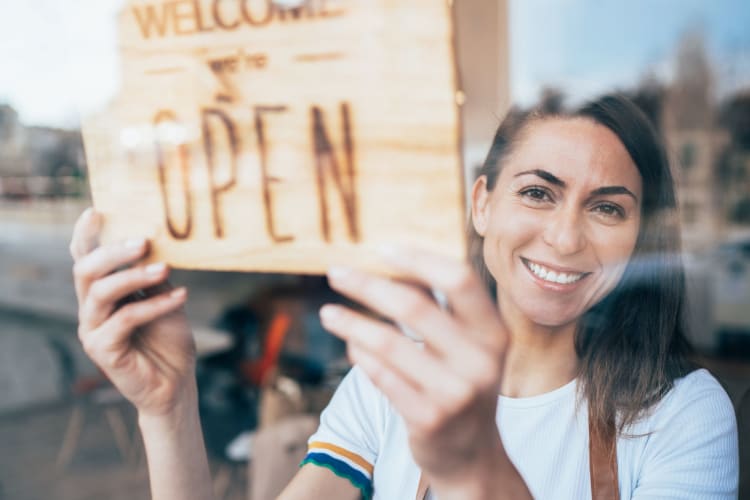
[1,0,749,499]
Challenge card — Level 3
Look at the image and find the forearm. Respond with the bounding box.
[138,382,215,500]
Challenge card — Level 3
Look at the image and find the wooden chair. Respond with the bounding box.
[55,374,138,470]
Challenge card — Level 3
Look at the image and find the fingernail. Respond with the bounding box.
[145,262,166,275]
[125,238,145,249]
[327,266,351,282]
[378,243,410,264]
[170,287,187,300]
[377,243,399,258]
[82,207,93,219]
[319,304,340,324]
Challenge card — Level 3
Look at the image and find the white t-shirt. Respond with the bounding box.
[302,366,738,499]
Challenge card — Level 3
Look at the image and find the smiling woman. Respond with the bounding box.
[468,96,694,435]
[67,94,738,500]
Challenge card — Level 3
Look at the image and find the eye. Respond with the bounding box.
[592,202,625,219]
[519,186,553,203]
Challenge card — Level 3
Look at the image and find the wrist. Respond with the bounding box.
[138,380,200,435]
[429,435,531,500]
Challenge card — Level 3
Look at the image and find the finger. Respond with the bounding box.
[378,246,504,339]
[83,288,188,357]
[80,262,171,331]
[320,304,471,408]
[348,344,446,437]
[69,208,102,260]
[73,238,148,301]
[326,266,478,358]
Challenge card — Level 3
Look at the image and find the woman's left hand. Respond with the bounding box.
[321,247,521,497]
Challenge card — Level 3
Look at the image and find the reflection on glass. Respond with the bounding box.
[0,1,748,498]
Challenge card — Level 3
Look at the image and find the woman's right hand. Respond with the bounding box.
[70,207,197,417]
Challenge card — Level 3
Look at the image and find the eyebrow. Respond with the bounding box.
[514,169,639,202]
[515,169,565,187]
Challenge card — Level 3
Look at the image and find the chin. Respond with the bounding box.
[514,296,584,329]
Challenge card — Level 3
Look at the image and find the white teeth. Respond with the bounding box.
[525,260,585,285]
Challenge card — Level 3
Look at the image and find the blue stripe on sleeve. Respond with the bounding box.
[300,452,373,500]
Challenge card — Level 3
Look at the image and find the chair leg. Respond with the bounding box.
[56,405,84,469]
[131,431,146,473]
[104,407,133,464]
[213,463,232,500]
[215,461,249,500]
[231,463,246,500]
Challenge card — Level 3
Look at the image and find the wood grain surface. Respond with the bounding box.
[83,0,466,274]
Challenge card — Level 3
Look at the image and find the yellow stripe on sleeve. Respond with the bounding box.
[307,441,374,475]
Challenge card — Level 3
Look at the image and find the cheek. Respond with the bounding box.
[589,224,640,287]
[593,222,639,261]
[482,204,544,271]
[487,196,545,235]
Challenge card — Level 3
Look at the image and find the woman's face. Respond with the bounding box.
[472,117,643,328]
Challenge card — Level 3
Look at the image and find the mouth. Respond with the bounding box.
[521,257,591,286]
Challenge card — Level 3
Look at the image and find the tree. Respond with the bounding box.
[628,75,667,132]
[718,91,750,150]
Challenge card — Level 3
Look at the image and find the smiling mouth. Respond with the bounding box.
[521,258,591,285]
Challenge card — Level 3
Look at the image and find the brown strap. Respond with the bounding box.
[415,473,430,500]
[588,413,620,500]
[414,407,619,500]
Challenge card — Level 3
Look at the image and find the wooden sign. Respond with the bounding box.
[82,0,466,274]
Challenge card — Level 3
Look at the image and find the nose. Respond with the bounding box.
[542,205,587,256]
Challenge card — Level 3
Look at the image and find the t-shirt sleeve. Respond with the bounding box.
[632,369,739,499]
[301,365,386,500]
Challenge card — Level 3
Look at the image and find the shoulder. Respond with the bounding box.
[626,369,738,498]
[674,368,729,398]
[649,368,735,426]
[328,364,387,409]
[634,368,737,441]
[320,366,390,446]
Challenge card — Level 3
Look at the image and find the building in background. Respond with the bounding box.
[0,104,86,199]
[606,31,750,257]
[639,31,750,253]
[662,32,731,253]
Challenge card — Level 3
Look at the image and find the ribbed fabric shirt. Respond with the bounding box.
[303,366,738,499]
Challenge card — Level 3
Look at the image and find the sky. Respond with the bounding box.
[510,0,750,106]
[0,0,124,128]
[0,0,749,129]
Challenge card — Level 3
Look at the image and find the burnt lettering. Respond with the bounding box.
[173,0,200,36]
[311,103,359,242]
[254,106,295,243]
[193,0,217,32]
[202,108,239,238]
[276,1,314,21]
[319,0,346,18]
[132,0,346,38]
[132,2,172,39]
[208,55,240,102]
[245,52,267,69]
[151,102,360,245]
[294,52,344,63]
[213,0,241,29]
[154,110,193,240]
[242,0,274,26]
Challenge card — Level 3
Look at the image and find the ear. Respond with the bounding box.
[471,175,491,237]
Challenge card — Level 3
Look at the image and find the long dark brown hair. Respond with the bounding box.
[469,94,694,435]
